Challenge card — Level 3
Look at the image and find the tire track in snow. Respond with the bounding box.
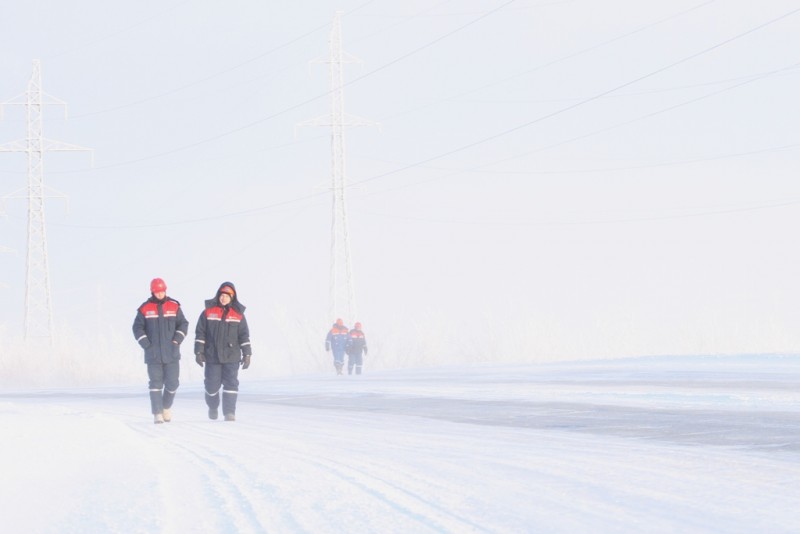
[167,426,306,532]
[59,399,299,531]
[274,444,486,533]
[169,413,488,533]
[126,421,276,533]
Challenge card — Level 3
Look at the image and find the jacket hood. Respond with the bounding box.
[206,281,245,313]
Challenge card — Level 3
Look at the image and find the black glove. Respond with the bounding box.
[241,354,251,369]
[325,342,330,352]
[195,353,205,367]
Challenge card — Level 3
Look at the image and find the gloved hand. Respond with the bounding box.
[241,354,251,369]
[195,352,205,367]
[364,346,368,355]
[325,342,331,352]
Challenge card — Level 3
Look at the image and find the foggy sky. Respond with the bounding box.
[1,0,798,372]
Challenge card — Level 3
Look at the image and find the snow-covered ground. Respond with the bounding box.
[1,354,798,533]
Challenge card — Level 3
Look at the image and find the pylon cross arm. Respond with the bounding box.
[0,140,27,151]
[42,138,92,152]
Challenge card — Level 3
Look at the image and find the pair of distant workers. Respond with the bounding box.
[325,318,368,376]
[132,278,251,424]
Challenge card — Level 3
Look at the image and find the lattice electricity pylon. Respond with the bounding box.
[297,11,379,324]
[0,60,92,344]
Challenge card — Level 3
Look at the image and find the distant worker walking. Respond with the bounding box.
[194,282,252,422]
[132,277,189,424]
[325,318,349,375]
[346,321,368,375]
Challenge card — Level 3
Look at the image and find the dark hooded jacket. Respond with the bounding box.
[132,295,189,364]
[346,327,367,356]
[194,281,252,364]
[325,322,349,354]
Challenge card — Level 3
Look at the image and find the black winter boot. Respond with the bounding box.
[162,389,176,410]
[222,390,238,420]
[206,392,220,420]
[149,389,163,415]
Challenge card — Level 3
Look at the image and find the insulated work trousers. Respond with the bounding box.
[147,361,180,414]
[348,352,363,375]
[204,362,240,415]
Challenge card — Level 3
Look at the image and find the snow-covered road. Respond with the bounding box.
[2,355,798,533]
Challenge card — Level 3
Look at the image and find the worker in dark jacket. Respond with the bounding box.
[325,318,349,375]
[132,277,189,424]
[345,321,368,375]
[194,281,252,422]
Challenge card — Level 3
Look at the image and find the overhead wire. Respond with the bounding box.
[346,5,800,192]
[69,0,380,119]
[42,0,193,61]
[47,4,800,229]
[350,196,800,227]
[464,61,800,175]
[475,142,800,176]
[354,61,800,191]
[0,0,780,182]
[376,0,716,122]
[455,65,800,104]
[15,3,800,230]
[0,0,721,177]
[57,0,518,172]
[0,0,450,176]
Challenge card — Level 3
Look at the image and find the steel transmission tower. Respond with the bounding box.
[298,12,378,322]
[0,60,91,343]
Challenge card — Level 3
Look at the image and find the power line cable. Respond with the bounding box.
[38,4,800,229]
[475,142,800,176]
[352,196,800,227]
[70,0,380,119]
[360,141,800,191]
[60,0,517,171]
[348,6,800,191]
[472,61,800,173]
[71,26,328,120]
[376,0,716,122]
[2,0,710,176]
[42,0,193,61]
[360,61,799,197]
[346,0,456,42]
[356,59,799,190]
[455,64,800,104]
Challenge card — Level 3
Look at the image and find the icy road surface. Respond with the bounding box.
[1,354,798,533]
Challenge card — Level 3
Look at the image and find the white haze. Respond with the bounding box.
[0,1,799,368]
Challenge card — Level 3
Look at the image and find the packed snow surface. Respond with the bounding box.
[1,354,798,533]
